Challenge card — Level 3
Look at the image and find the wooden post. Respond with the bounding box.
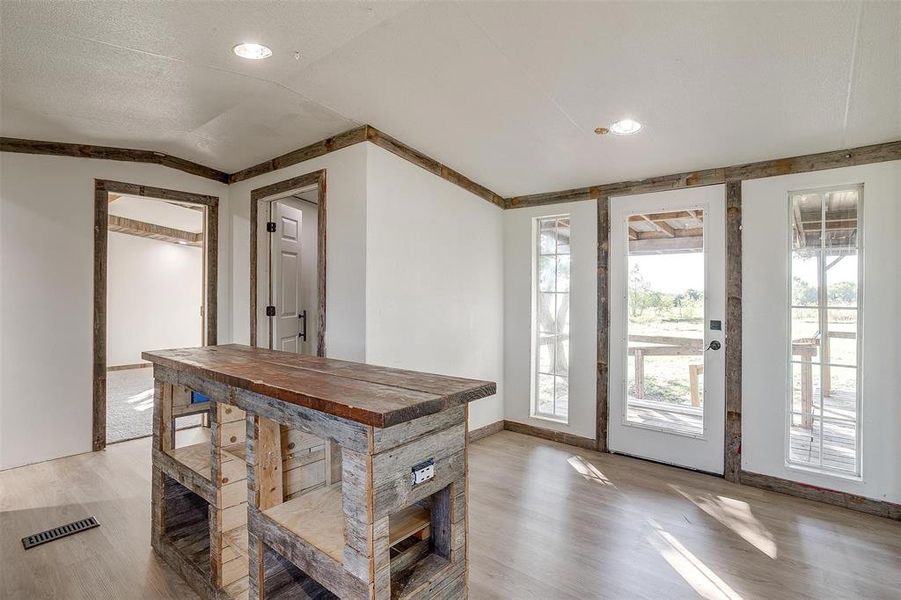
[596,196,610,452]
[724,181,743,483]
[633,349,645,399]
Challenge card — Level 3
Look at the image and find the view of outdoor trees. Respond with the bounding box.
[627,256,705,409]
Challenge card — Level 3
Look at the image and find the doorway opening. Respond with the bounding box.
[250,170,326,356]
[93,180,218,451]
[608,186,725,474]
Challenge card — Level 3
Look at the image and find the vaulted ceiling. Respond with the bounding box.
[1,1,899,197]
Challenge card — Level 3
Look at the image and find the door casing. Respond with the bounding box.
[92,179,219,451]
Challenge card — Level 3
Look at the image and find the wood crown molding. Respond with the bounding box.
[4,132,899,211]
[506,139,901,209]
[0,137,229,183]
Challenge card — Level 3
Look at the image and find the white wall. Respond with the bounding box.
[229,144,368,361]
[0,152,229,470]
[742,161,901,503]
[364,144,504,430]
[107,232,203,366]
[503,201,597,440]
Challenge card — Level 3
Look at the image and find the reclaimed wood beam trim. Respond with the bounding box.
[505,139,901,209]
[724,181,742,483]
[723,140,901,181]
[596,196,610,452]
[0,137,229,183]
[92,183,108,452]
[503,420,597,451]
[230,126,368,184]
[93,179,219,451]
[740,471,900,521]
[365,126,505,208]
[108,215,203,246]
[250,170,327,357]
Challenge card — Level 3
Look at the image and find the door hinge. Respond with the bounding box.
[266,221,276,233]
[265,305,276,317]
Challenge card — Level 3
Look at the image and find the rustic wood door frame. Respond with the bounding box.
[249,170,327,357]
[93,179,219,451]
[595,185,742,480]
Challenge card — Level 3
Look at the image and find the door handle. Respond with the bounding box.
[705,340,722,351]
[298,310,307,342]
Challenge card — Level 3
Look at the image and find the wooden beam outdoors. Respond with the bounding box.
[640,214,675,237]
[506,139,901,209]
[0,137,229,183]
[108,215,203,247]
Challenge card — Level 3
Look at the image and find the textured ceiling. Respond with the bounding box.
[1,1,899,196]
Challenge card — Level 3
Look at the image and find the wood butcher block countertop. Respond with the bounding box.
[142,344,496,428]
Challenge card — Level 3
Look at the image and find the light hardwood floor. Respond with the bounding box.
[2,430,899,599]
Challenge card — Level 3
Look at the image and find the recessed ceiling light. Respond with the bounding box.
[609,118,642,135]
[233,43,272,60]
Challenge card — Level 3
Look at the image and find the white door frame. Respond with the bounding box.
[608,185,726,474]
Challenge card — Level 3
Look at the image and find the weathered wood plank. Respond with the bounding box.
[143,345,495,429]
[740,471,900,520]
[92,182,108,451]
[724,181,743,483]
[366,126,504,209]
[596,196,610,453]
[502,420,597,450]
[0,137,229,182]
[504,139,901,209]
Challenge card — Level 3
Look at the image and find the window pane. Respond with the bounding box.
[538,256,555,292]
[825,252,857,307]
[554,376,569,418]
[538,293,556,334]
[791,361,820,417]
[823,420,857,473]
[791,308,821,364]
[825,309,857,367]
[555,294,569,335]
[823,365,856,421]
[539,219,556,254]
[824,189,859,250]
[554,337,568,376]
[790,414,821,467]
[538,335,554,373]
[537,374,555,414]
[555,255,571,292]
[556,219,571,254]
[791,251,819,306]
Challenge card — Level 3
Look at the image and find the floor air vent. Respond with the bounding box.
[22,516,100,550]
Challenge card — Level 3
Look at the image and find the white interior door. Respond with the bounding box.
[268,197,319,354]
[608,185,726,474]
[270,201,303,353]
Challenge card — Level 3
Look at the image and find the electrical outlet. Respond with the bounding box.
[410,458,434,486]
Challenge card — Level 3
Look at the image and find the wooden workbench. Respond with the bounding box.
[144,344,495,600]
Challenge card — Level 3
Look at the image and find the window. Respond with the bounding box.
[532,216,570,421]
[788,185,862,475]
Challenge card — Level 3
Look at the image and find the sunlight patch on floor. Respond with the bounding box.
[567,455,616,487]
[647,518,743,600]
[126,388,154,412]
[670,485,777,559]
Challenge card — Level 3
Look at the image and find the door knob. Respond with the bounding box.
[705,340,722,351]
